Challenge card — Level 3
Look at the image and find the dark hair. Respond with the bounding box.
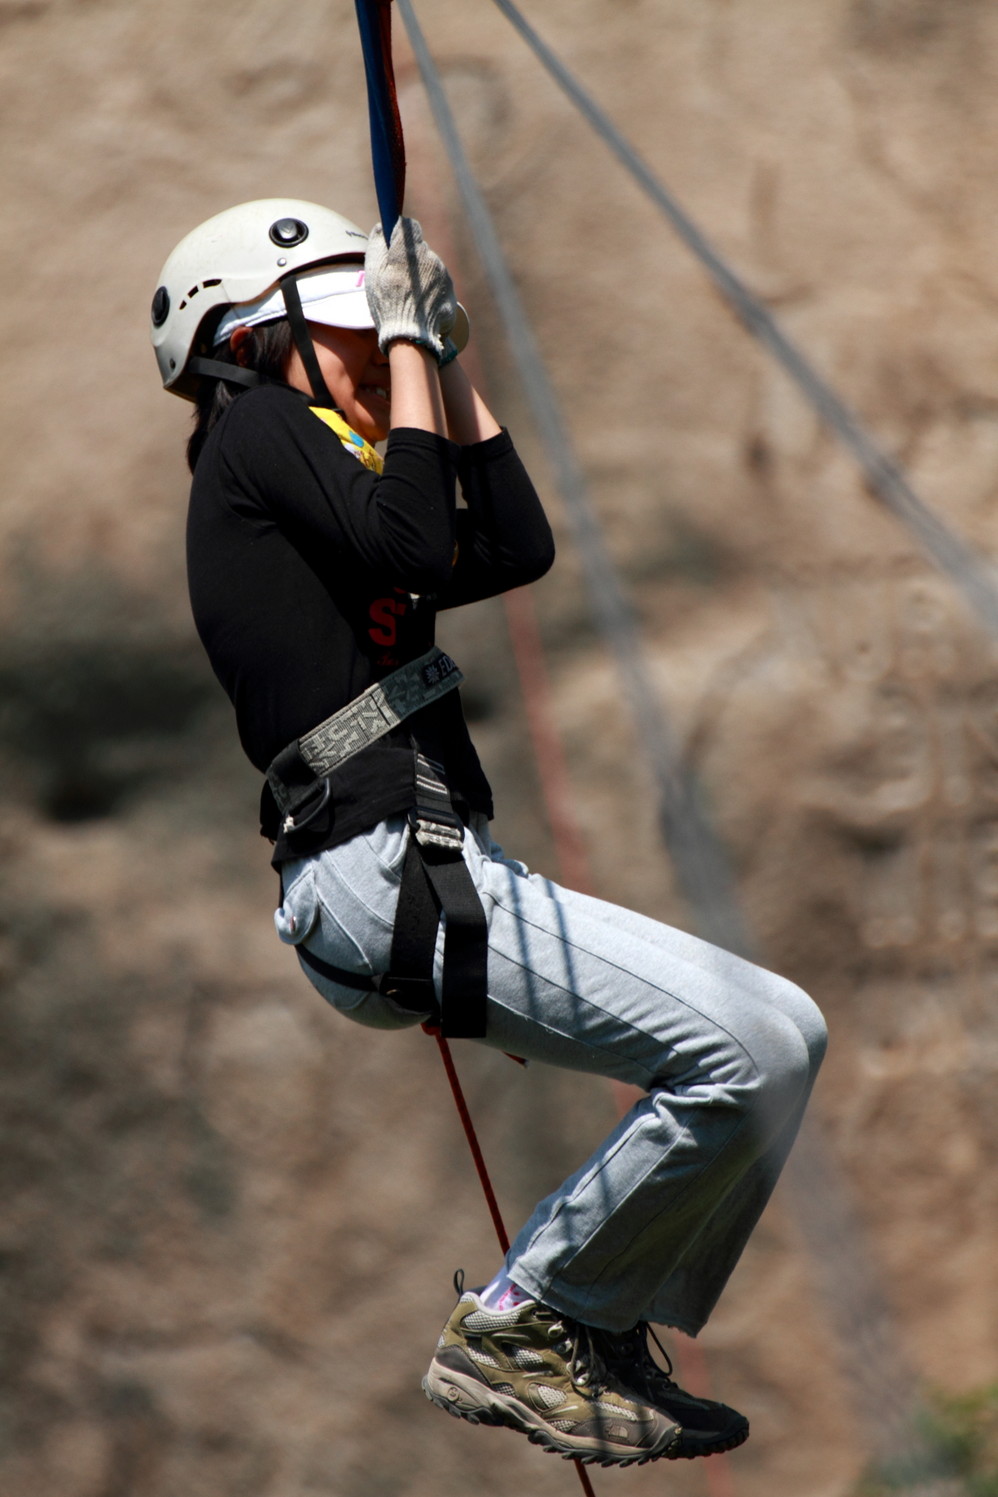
[186,319,295,473]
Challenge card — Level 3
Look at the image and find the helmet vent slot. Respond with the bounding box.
[179,280,217,314]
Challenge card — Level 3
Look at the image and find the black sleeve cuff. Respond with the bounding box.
[385,427,462,465]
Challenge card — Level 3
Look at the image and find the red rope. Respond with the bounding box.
[423,1024,598,1497]
[424,1025,510,1253]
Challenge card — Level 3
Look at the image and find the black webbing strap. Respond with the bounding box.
[379,833,441,1015]
[187,357,261,388]
[281,271,337,409]
[423,843,488,1038]
[392,755,488,1038]
[297,943,380,994]
[382,825,488,1038]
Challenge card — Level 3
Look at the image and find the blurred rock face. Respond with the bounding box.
[2,2,998,1494]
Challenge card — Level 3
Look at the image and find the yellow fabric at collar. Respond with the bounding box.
[309,406,384,474]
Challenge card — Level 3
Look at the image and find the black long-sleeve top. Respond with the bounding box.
[186,383,555,857]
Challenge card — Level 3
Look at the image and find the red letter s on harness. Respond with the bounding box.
[369,596,405,647]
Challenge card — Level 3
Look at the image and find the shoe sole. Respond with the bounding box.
[422,1362,679,1467]
[667,1421,750,1460]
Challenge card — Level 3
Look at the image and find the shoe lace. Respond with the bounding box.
[644,1323,677,1388]
[546,1311,611,1392]
[603,1321,677,1391]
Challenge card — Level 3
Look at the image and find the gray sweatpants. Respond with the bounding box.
[275,813,826,1336]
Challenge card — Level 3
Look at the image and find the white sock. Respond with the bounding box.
[480,1266,532,1311]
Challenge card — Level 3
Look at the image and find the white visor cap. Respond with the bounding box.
[213,262,470,353]
[213,264,373,345]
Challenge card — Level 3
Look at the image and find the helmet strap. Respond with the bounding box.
[188,357,261,389]
[281,271,339,409]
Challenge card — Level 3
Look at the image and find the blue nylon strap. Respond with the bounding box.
[354,0,405,239]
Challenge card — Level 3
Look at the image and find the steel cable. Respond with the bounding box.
[488,0,998,641]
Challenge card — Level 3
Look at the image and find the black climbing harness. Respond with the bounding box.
[268,647,488,1039]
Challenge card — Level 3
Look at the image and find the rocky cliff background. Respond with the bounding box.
[3,2,998,1494]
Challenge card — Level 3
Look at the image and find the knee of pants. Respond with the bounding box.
[742,983,826,1124]
[779,978,828,1078]
[677,978,824,1132]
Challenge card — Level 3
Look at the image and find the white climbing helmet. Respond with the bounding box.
[150,198,370,401]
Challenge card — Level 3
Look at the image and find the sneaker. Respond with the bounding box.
[595,1322,749,1459]
[423,1286,681,1466]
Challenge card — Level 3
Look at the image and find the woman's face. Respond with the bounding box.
[233,322,391,443]
[295,323,391,443]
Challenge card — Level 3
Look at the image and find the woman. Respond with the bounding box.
[152,198,826,1468]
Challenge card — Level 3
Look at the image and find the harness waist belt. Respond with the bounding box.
[267,646,462,818]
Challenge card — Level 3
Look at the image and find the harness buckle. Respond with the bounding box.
[378,973,438,1013]
[281,776,332,835]
[408,804,464,853]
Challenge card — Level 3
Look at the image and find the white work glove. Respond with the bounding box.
[364,216,457,364]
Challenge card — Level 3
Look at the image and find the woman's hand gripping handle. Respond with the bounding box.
[365,217,457,364]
